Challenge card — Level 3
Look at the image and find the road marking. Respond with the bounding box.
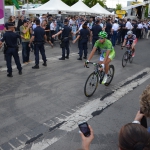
[0,52,78,72]
[14,67,150,150]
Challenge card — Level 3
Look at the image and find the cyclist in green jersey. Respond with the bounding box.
[85,31,115,84]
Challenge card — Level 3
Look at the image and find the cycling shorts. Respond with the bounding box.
[99,50,115,61]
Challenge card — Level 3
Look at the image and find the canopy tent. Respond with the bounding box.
[27,0,72,14]
[91,3,111,15]
[70,0,96,14]
[122,2,146,10]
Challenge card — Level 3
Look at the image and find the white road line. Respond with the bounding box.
[17,68,150,150]
[0,52,78,72]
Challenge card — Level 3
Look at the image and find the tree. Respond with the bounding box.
[5,0,13,5]
[83,0,106,8]
[116,4,122,10]
[62,0,78,6]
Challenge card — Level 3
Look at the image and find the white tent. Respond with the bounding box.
[91,3,111,15]
[122,2,146,10]
[27,0,72,14]
[70,0,96,14]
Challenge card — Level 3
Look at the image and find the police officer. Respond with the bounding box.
[0,23,22,77]
[73,22,90,60]
[91,20,102,53]
[29,19,47,69]
[52,19,72,60]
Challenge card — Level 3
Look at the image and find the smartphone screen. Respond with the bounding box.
[78,122,91,137]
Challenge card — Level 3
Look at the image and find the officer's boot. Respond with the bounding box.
[19,70,22,75]
[77,57,82,60]
[7,73,13,77]
[32,65,39,69]
[43,62,47,66]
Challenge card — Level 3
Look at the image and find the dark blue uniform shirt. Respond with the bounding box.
[91,24,102,39]
[33,26,46,42]
[1,31,20,47]
[79,28,90,42]
[61,25,71,38]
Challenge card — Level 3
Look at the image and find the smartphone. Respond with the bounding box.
[78,122,91,137]
[140,109,147,128]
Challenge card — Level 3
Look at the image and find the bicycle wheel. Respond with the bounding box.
[129,51,133,63]
[122,51,128,67]
[105,65,115,86]
[84,72,98,97]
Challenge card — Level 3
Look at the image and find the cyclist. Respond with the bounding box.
[122,31,137,57]
[85,31,115,84]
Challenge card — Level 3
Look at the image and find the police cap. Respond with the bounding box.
[64,19,68,23]
[7,23,15,28]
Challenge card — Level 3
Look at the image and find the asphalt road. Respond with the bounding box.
[0,38,150,150]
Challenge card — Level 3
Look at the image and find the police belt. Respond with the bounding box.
[34,41,44,44]
[61,37,69,41]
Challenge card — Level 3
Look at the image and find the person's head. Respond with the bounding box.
[82,22,87,29]
[127,18,131,22]
[98,31,107,43]
[23,20,29,27]
[95,20,100,25]
[89,16,93,22]
[119,123,150,150]
[42,20,47,26]
[140,85,150,117]
[64,19,68,25]
[127,30,133,38]
[35,19,40,25]
[58,11,61,14]
[7,23,15,31]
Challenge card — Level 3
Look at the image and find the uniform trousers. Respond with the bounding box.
[62,40,69,58]
[79,41,88,58]
[34,43,47,65]
[6,48,22,73]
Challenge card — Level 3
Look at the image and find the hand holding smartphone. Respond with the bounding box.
[78,122,91,137]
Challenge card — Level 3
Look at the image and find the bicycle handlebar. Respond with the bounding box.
[85,62,101,68]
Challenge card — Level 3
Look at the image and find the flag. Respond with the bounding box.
[12,0,19,9]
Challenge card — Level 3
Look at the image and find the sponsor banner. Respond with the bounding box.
[0,0,4,30]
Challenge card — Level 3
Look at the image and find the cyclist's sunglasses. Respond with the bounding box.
[99,37,104,40]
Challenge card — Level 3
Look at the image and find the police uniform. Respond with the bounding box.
[1,23,22,77]
[91,21,102,52]
[78,23,90,60]
[32,25,47,69]
[59,20,71,60]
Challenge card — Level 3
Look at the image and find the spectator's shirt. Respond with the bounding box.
[147,23,150,30]
[137,23,143,29]
[56,14,63,23]
[20,25,30,42]
[94,39,115,53]
[87,21,94,29]
[112,23,119,31]
[91,24,102,39]
[126,21,133,30]
[69,19,76,26]
[100,23,103,28]
[50,22,57,31]
[105,22,112,33]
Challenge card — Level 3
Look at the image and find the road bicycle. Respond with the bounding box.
[122,45,133,67]
[84,62,115,97]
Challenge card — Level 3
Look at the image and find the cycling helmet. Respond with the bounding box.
[127,31,133,35]
[98,31,108,38]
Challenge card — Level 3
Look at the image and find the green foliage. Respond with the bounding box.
[62,0,78,6]
[5,0,13,5]
[145,4,148,18]
[83,0,106,7]
[116,4,122,10]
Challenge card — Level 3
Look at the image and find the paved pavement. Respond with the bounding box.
[0,39,150,150]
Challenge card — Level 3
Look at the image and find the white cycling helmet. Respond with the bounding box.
[127,31,133,35]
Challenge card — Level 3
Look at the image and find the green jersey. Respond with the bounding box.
[94,39,115,54]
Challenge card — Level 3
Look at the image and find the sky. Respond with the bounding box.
[106,0,143,8]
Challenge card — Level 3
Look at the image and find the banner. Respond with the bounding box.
[12,0,19,9]
[0,0,4,30]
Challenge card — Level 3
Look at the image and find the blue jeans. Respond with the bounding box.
[111,31,118,47]
[34,43,47,65]
[22,42,30,63]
